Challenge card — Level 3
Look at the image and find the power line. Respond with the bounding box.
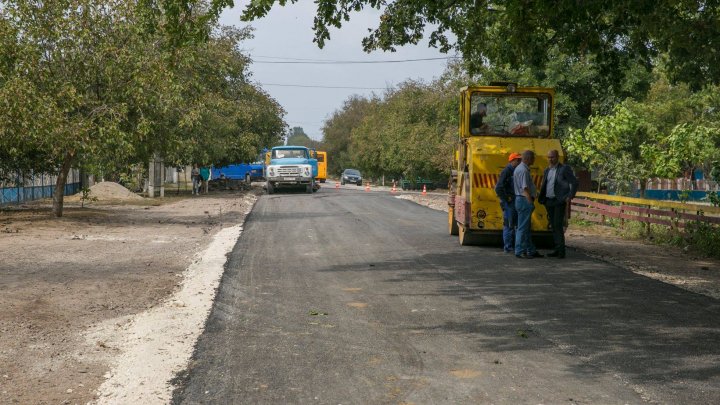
[259,82,387,90]
[251,56,458,64]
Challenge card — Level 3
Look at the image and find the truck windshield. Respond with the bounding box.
[469,92,551,137]
[272,149,307,159]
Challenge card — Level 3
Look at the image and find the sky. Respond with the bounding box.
[219,2,454,141]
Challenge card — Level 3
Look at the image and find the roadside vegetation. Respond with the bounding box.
[0,0,286,217]
[2,2,719,222]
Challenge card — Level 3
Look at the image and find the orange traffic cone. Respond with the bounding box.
[422,184,427,196]
[335,181,340,190]
[391,182,397,194]
[365,182,370,192]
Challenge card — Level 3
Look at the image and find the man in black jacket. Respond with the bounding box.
[538,149,578,258]
[495,152,522,253]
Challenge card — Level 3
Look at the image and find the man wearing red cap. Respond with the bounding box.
[495,152,523,253]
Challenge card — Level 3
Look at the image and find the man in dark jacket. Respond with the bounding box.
[538,149,578,258]
[495,152,522,253]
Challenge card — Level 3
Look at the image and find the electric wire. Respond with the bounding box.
[258,83,387,90]
[250,56,458,64]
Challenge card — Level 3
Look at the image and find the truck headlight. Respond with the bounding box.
[303,166,311,176]
[268,167,275,177]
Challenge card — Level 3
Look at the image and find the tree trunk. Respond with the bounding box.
[639,178,647,198]
[52,151,75,218]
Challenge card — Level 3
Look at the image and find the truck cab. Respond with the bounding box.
[315,150,327,183]
[265,146,318,194]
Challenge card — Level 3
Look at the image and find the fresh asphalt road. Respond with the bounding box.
[173,184,720,404]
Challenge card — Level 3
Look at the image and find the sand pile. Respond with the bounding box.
[67,181,143,202]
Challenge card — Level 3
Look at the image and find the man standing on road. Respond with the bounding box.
[513,150,543,259]
[539,149,578,259]
[191,164,201,195]
[495,152,522,253]
[199,166,210,194]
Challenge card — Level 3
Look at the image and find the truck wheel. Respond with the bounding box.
[306,182,313,194]
[267,181,274,194]
[448,207,459,236]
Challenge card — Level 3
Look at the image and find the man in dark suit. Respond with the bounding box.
[538,149,578,258]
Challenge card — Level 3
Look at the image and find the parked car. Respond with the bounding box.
[341,169,363,186]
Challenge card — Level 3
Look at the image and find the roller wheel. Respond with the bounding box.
[458,224,474,246]
[448,207,459,236]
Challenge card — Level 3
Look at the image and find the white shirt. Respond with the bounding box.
[546,166,557,198]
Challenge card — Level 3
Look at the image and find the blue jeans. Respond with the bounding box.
[501,200,517,252]
[514,197,536,256]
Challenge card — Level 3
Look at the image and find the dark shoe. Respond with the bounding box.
[515,254,533,259]
[529,252,544,258]
[547,251,560,257]
[504,249,513,254]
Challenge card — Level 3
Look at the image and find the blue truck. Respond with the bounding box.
[210,161,264,190]
[265,146,319,194]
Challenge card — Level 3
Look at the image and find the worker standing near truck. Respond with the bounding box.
[538,149,578,259]
[513,150,543,259]
[495,152,522,253]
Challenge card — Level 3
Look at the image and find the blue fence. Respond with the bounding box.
[0,170,81,206]
[640,190,712,202]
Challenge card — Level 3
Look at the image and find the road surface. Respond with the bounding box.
[173,184,720,404]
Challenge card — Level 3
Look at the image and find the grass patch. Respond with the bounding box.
[607,219,720,259]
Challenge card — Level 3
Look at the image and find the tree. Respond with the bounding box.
[565,102,653,195]
[240,0,720,90]
[0,1,154,216]
[322,96,378,175]
[565,77,720,195]
[136,0,235,47]
[0,1,285,217]
[341,79,456,181]
[286,127,321,148]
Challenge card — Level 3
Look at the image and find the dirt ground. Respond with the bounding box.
[0,184,718,405]
[0,182,260,405]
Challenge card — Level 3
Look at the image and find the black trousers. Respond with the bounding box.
[545,199,567,255]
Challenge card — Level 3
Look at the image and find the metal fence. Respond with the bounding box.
[0,170,81,206]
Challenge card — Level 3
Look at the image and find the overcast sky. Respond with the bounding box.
[219,2,454,141]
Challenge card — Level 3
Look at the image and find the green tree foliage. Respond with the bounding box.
[565,102,652,195]
[286,127,322,149]
[0,0,285,216]
[322,96,378,175]
[240,0,720,90]
[566,76,720,195]
[322,80,457,181]
[136,0,235,47]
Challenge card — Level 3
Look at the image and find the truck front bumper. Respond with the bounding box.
[268,176,313,187]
